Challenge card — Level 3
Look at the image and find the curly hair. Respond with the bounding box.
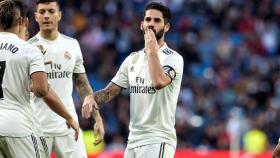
[0,0,26,30]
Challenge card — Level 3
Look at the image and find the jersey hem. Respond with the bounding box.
[30,71,46,76]
[110,81,127,89]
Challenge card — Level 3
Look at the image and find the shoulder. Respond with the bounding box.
[17,38,39,51]
[162,46,180,56]
[60,34,76,40]
[23,42,41,54]
[162,47,183,61]
[129,51,141,57]
[162,47,174,56]
[119,51,141,66]
[17,40,42,58]
[60,34,81,49]
[60,34,78,43]
[127,50,143,62]
[28,35,39,44]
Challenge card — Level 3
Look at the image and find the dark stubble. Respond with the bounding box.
[144,27,164,41]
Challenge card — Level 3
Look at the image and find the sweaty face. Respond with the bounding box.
[142,9,166,40]
[35,2,61,31]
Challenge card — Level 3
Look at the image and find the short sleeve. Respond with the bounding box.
[73,40,86,73]
[111,56,130,89]
[162,54,184,81]
[29,48,46,75]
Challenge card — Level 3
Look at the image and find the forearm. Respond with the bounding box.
[147,52,169,89]
[93,83,122,105]
[93,89,111,105]
[73,73,93,101]
[73,73,103,119]
[76,85,93,101]
[92,109,102,120]
[79,82,121,118]
[43,88,72,120]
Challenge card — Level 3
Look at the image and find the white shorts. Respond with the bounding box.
[0,134,49,158]
[124,143,175,158]
[45,129,87,158]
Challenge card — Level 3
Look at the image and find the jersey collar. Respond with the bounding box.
[37,33,61,43]
[0,32,18,38]
[159,42,168,52]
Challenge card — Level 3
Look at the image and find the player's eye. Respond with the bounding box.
[49,9,56,14]
[38,10,45,14]
[145,17,151,22]
[154,18,161,23]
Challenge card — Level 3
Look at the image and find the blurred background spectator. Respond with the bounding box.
[26,0,280,153]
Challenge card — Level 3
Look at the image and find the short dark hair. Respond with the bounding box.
[36,0,57,4]
[36,0,60,9]
[144,2,172,24]
[0,0,27,30]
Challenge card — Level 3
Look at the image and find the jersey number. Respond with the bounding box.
[0,61,6,99]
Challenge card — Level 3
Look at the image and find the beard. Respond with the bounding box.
[143,28,164,41]
[154,28,164,40]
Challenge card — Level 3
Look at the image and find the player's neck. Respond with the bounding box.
[157,38,165,47]
[0,26,18,35]
[39,30,59,41]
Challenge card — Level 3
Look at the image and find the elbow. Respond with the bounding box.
[152,77,171,90]
[33,86,49,98]
[153,85,165,90]
[152,82,166,90]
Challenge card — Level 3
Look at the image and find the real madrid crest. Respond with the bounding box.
[132,54,140,64]
[64,51,71,60]
[36,45,46,55]
[169,69,176,79]
[163,66,176,80]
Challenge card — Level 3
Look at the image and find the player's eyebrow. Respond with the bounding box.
[154,18,161,22]
[145,17,162,22]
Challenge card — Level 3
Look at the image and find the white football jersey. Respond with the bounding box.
[0,32,45,137]
[28,33,85,136]
[112,43,184,149]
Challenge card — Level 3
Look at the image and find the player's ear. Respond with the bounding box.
[34,12,39,23]
[140,21,144,31]
[164,22,170,32]
[58,11,62,21]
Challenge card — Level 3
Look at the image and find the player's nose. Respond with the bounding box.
[148,25,154,29]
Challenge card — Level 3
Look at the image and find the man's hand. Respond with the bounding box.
[66,117,80,141]
[144,28,159,54]
[81,95,104,145]
[93,117,105,146]
[274,142,280,158]
[82,94,99,119]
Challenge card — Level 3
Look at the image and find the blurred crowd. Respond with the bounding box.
[25,0,280,153]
